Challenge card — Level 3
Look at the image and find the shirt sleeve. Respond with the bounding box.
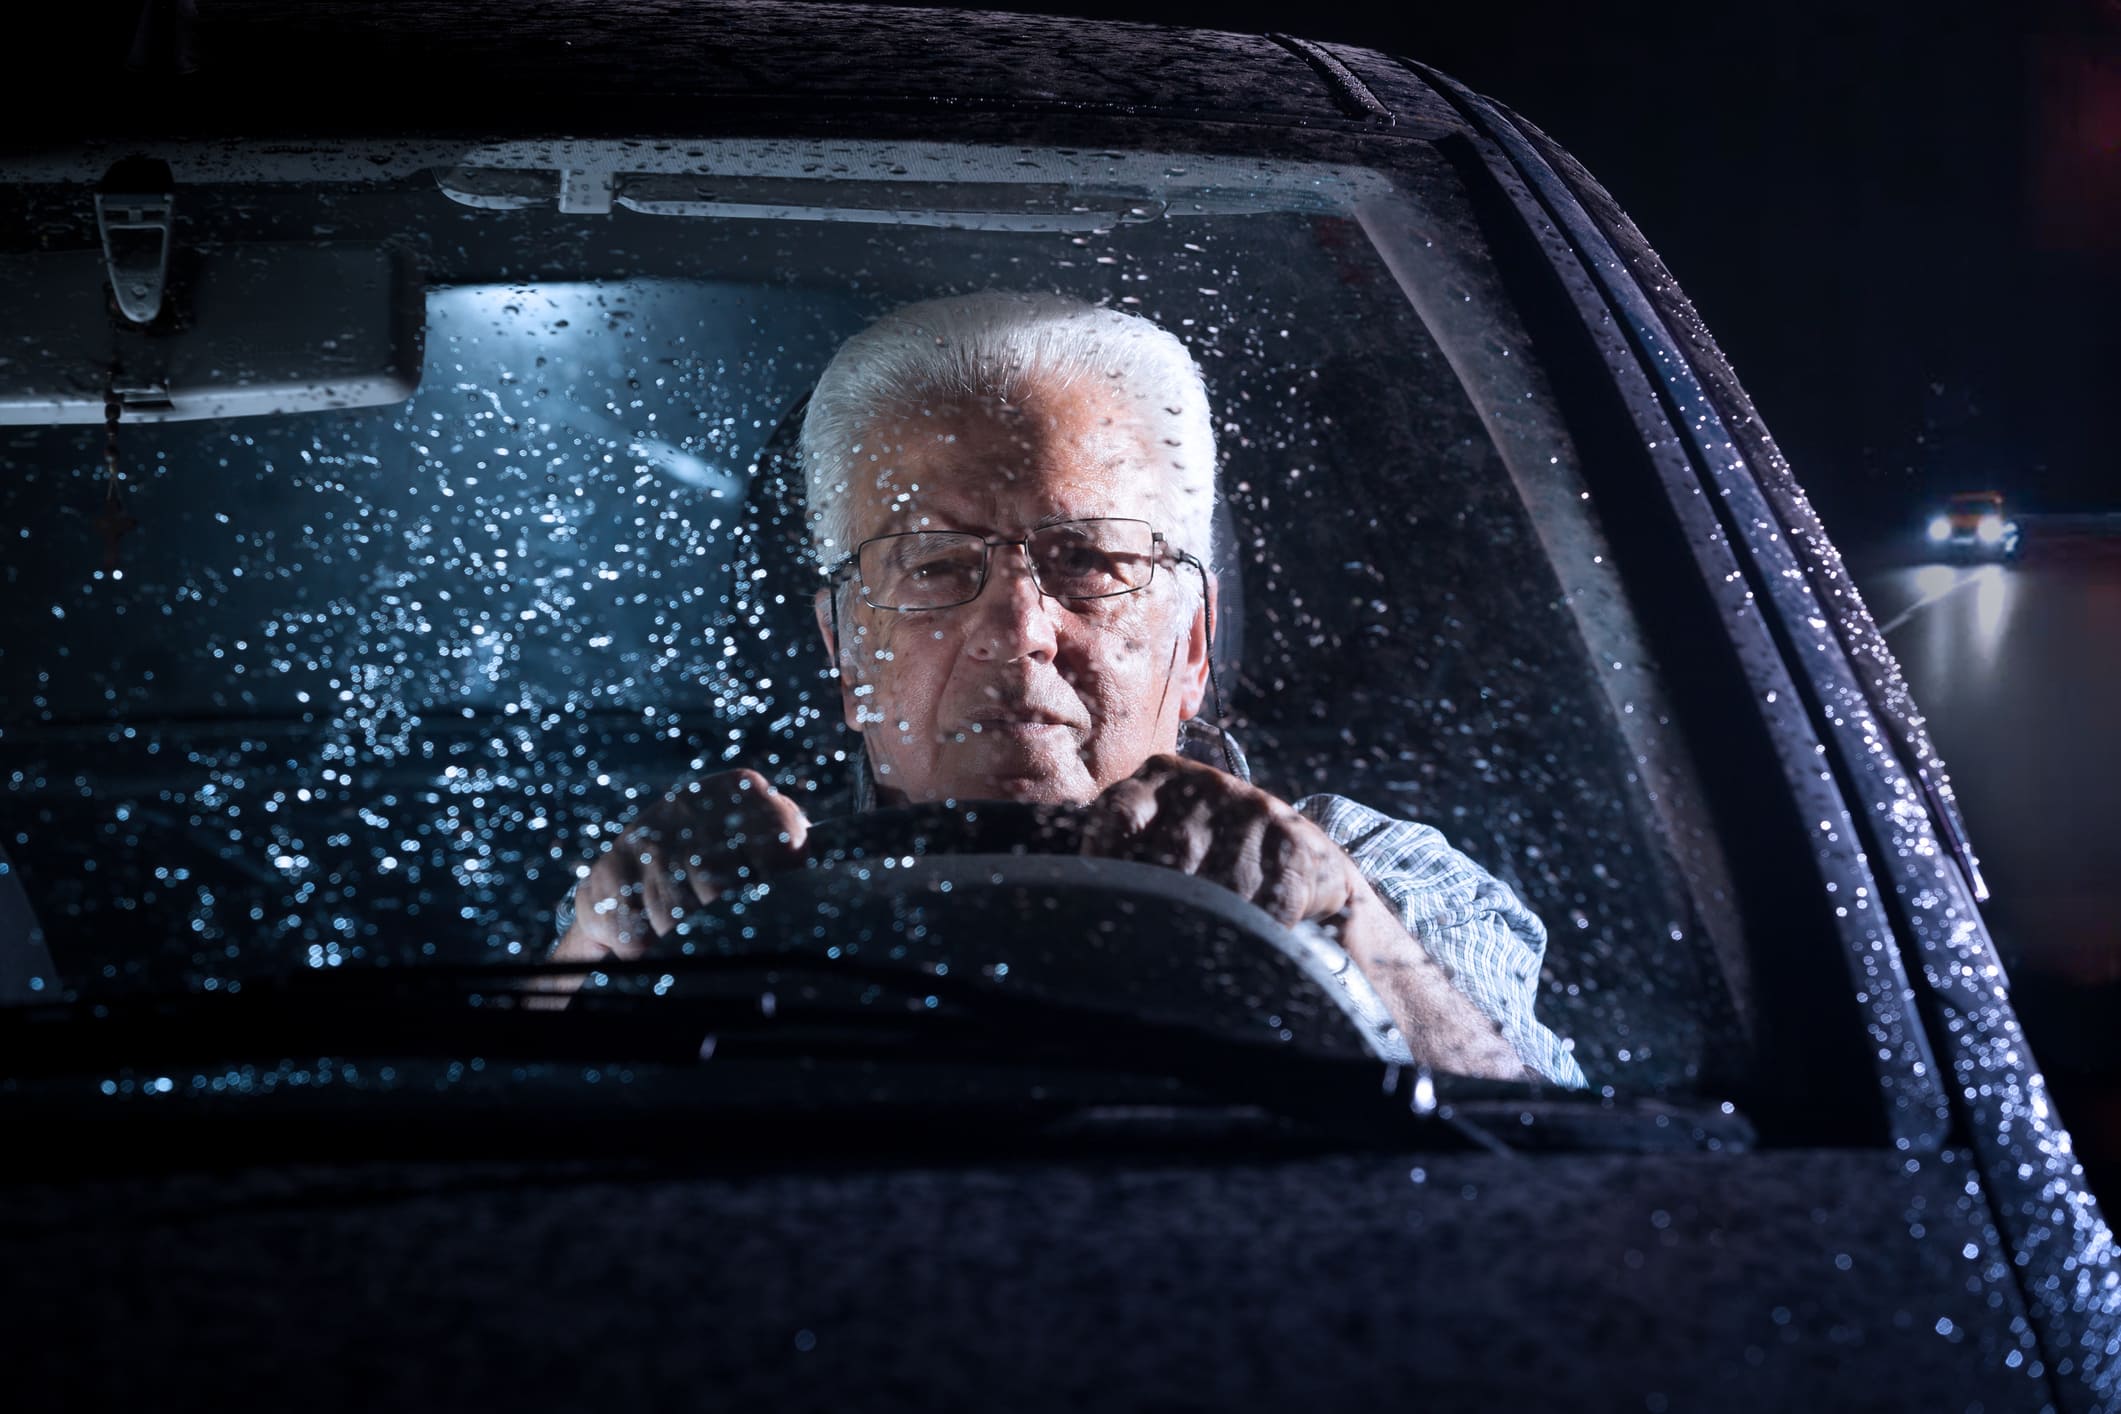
[1294,792,1588,1089]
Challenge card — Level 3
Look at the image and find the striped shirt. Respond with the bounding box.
[1295,793,1587,1089]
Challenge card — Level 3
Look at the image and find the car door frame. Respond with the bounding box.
[1336,51,2121,1413]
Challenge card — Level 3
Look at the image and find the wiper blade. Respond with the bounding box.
[1432,1095,1754,1155]
[0,962,1751,1155]
[0,961,1433,1141]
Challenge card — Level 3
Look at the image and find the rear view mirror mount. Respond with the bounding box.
[95,158,178,326]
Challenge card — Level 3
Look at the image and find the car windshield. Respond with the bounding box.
[1,137,1755,1108]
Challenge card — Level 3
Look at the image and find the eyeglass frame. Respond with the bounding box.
[817,517,1237,778]
[825,516,1188,613]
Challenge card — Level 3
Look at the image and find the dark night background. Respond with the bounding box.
[886,0,2121,540]
[902,0,2121,1177]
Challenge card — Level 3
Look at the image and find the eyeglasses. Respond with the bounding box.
[831,517,1174,612]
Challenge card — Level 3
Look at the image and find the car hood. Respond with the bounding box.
[1,1145,2047,1412]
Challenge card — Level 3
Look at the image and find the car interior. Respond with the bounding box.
[0,140,1760,1095]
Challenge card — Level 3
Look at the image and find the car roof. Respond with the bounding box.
[19,0,1470,144]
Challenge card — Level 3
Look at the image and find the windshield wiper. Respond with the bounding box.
[1424,1094,1754,1156]
[0,960,1751,1156]
[1,963,1414,1142]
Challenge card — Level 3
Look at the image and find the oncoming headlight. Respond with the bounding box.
[1976,514,2005,545]
[1927,515,1952,542]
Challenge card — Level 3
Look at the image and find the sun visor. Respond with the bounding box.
[0,242,423,425]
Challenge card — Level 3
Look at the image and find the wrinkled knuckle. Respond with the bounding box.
[1136,753,1182,783]
[768,813,809,850]
[1101,783,1153,828]
[588,857,632,896]
[1302,833,1341,884]
[1255,876,1299,925]
[571,876,603,916]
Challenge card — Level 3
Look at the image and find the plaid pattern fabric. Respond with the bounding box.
[1296,793,1588,1088]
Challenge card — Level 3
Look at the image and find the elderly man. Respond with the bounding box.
[551,292,1584,1087]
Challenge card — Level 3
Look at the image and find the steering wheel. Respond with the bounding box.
[679,797,1414,1065]
[800,799,1085,864]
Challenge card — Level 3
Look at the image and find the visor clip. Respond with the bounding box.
[95,158,176,326]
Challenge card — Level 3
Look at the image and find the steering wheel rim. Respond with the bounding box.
[801,799,1086,864]
[670,799,1415,1066]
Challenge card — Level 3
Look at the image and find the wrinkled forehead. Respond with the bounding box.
[845,384,1170,538]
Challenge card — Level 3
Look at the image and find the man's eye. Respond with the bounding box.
[906,553,980,580]
[1043,543,1114,576]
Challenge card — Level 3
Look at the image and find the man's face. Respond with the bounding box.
[814,378,1211,805]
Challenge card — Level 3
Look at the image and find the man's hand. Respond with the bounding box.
[1078,752,1528,1080]
[551,769,810,974]
[1077,753,1361,928]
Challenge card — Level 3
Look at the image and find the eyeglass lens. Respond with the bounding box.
[857,518,1157,610]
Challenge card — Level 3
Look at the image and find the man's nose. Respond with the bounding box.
[963,545,1058,664]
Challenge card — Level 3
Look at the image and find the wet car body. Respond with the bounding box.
[3,4,2117,1411]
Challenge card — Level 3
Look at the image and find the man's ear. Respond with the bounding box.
[814,587,863,733]
[1177,573,1216,721]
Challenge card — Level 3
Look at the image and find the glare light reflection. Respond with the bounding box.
[1970,564,2014,672]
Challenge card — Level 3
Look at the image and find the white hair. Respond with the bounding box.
[799,292,1217,582]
